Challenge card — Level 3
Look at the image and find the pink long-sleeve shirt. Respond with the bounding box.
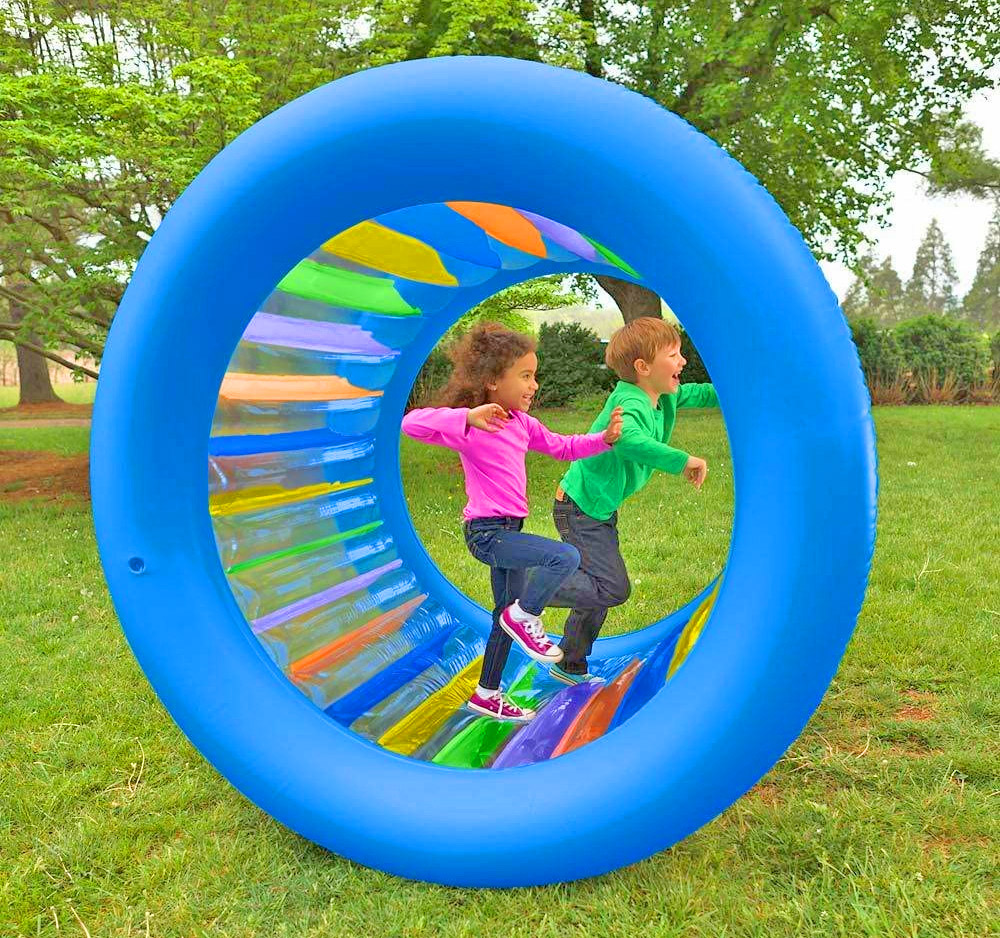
[401,407,610,521]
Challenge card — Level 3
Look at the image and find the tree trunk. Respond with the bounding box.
[9,286,59,405]
[595,275,663,323]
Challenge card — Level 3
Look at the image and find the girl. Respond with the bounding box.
[402,323,622,721]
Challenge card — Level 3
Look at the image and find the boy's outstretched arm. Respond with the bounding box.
[613,409,690,475]
[676,383,720,409]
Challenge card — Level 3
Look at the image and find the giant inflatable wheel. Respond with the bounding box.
[91,56,877,887]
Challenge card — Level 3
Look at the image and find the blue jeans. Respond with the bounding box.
[464,516,581,690]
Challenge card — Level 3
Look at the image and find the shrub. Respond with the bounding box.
[991,331,1000,376]
[849,316,903,385]
[868,371,910,405]
[912,369,960,404]
[893,315,989,387]
[535,321,614,406]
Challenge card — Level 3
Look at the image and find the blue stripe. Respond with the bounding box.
[325,624,458,726]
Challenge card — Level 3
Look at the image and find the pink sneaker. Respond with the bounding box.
[468,690,535,722]
[499,604,564,664]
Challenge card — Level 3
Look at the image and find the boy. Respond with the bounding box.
[546,317,719,683]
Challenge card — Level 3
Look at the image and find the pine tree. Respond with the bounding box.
[904,219,959,316]
[962,200,1000,331]
[843,254,905,325]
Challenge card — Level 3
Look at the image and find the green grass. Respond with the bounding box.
[0,425,91,455]
[1,406,997,936]
[0,382,96,409]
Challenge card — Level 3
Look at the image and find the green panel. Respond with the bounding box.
[431,719,519,769]
[276,260,419,316]
[430,665,540,769]
[583,235,642,279]
[225,521,383,574]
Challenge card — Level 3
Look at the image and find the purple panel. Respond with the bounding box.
[491,679,603,769]
[243,312,395,358]
[515,209,600,262]
[251,560,403,633]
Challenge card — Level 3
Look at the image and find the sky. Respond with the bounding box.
[819,87,999,301]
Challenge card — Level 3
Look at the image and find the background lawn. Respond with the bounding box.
[1,405,997,937]
[0,383,97,409]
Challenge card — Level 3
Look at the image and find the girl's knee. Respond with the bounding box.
[555,542,581,572]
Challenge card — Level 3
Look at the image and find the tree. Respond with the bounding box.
[0,0,360,386]
[453,276,581,338]
[842,254,905,326]
[4,284,57,403]
[569,0,1000,320]
[3,0,1000,357]
[904,220,959,316]
[926,120,1000,200]
[962,200,1000,331]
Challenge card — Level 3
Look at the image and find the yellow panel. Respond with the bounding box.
[321,221,459,286]
[219,373,382,402]
[667,578,723,680]
[208,478,373,517]
[378,658,483,756]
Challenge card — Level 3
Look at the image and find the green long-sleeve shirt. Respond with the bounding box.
[559,380,720,521]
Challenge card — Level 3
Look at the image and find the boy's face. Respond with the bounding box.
[635,340,686,395]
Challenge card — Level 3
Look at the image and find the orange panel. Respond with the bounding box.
[219,373,381,402]
[291,596,426,678]
[446,201,547,257]
[550,658,642,758]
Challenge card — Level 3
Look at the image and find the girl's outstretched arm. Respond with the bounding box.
[523,412,611,461]
[401,407,473,451]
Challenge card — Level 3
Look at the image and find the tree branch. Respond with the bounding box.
[0,329,99,379]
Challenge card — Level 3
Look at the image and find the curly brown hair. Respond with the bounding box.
[435,322,537,408]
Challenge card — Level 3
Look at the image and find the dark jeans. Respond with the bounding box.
[550,494,631,674]
[464,516,581,691]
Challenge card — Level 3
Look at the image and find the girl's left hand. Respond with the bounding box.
[603,406,624,444]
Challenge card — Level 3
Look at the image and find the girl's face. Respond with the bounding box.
[488,351,539,412]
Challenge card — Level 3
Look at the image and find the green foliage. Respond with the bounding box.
[893,315,990,386]
[849,317,903,383]
[904,220,959,316]
[989,331,1000,375]
[842,255,906,326]
[595,1,1000,268]
[961,200,1000,331]
[449,276,576,339]
[3,0,1000,369]
[534,321,613,406]
[407,277,580,406]
[926,120,1000,200]
[0,0,362,372]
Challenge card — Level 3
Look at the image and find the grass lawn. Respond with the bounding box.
[1,405,997,937]
[0,382,97,410]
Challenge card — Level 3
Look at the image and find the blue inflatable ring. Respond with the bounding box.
[91,56,877,887]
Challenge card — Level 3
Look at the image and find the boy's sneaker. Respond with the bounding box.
[550,663,595,685]
[467,690,535,723]
[499,603,564,664]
